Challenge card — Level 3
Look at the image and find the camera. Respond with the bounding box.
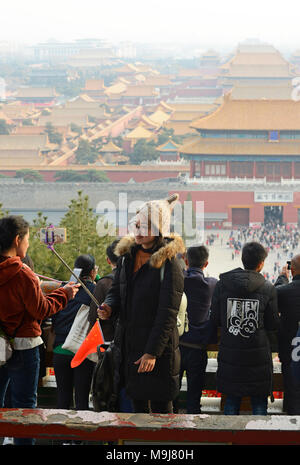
[39,227,67,245]
[287,260,291,270]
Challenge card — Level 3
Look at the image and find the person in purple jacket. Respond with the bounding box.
[174,245,217,414]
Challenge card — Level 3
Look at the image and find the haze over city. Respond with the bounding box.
[1,0,300,52]
[2,0,300,437]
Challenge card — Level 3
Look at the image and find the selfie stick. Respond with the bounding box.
[43,226,100,309]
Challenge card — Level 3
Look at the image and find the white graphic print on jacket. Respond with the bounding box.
[227,298,259,338]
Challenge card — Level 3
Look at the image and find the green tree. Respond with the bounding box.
[70,123,82,135]
[0,202,9,218]
[129,139,159,164]
[75,139,99,164]
[0,119,10,135]
[27,212,61,279]
[85,169,109,182]
[54,170,108,182]
[22,119,34,126]
[54,170,87,182]
[58,190,115,279]
[44,122,63,146]
[156,128,175,146]
[15,169,44,182]
[27,193,115,281]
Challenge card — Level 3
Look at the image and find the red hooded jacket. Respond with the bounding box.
[0,256,68,338]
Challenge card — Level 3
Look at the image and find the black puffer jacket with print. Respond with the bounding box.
[210,267,280,397]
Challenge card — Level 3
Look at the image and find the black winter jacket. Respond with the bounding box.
[210,267,279,397]
[89,269,117,342]
[104,235,185,402]
[52,280,95,348]
[180,267,217,346]
[275,274,300,364]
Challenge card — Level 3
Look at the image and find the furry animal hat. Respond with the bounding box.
[130,193,179,237]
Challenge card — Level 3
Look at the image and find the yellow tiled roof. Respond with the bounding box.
[14,87,57,98]
[141,115,160,128]
[230,84,293,100]
[104,83,127,95]
[191,95,300,131]
[167,103,217,113]
[169,111,207,122]
[180,137,300,156]
[115,63,140,74]
[156,139,180,151]
[226,64,294,78]
[0,134,49,150]
[148,110,170,125]
[123,85,158,97]
[83,79,105,90]
[232,52,290,66]
[164,121,197,135]
[157,101,175,112]
[124,126,153,139]
[99,140,122,152]
[143,76,172,86]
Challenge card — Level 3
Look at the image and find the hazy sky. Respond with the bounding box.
[1,0,300,51]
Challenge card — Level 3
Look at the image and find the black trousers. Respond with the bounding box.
[174,345,208,414]
[281,361,300,414]
[132,399,173,414]
[53,353,94,410]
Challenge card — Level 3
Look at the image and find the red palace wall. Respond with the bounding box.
[173,190,299,226]
[0,168,186,183]
[105,170,181,182]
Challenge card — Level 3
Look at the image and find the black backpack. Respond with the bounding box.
[91,342,119,412]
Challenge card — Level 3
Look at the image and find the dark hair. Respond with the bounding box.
[22,254,34,271]
[74,254,96,279]
[0,215,29,254]
[187,245,209,268]
[242,242,267,270]
[106,239,120,265]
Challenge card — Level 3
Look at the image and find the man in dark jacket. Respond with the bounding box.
[176,245,217,413]
[275,255,300,414]
[210,241,280,415]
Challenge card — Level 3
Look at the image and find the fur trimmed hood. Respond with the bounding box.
[115,234,185,269]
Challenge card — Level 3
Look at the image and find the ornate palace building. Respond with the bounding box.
[179,90,300,228]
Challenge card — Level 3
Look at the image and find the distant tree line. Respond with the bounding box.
[0,191,115,281]
[0,169,109,183]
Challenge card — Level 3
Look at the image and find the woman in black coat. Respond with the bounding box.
[99,194,185,413]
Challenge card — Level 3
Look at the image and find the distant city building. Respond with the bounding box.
[13,87,58,106]
[28,66,70,87]
[115,42,137,59]
[220,42,296,91]
[33,38,114,63]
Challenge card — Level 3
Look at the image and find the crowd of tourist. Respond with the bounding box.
[223,223,300,282]
[1,200,300,445]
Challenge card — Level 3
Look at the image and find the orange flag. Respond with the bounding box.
[71,320,105,368]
